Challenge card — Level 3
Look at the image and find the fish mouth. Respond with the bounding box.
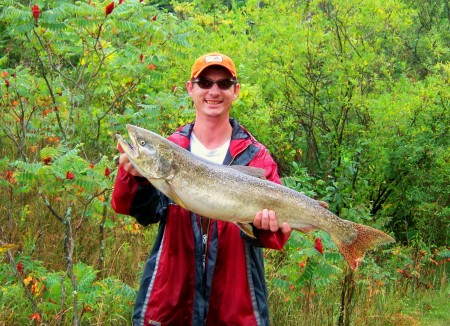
[116,128,137,158]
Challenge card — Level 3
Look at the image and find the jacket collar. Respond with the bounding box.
[170,118,253,147]
[168,118,259,166]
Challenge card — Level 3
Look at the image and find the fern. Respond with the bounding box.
[101,277,137,298]
[15,255,49,278]
[39,301,61,315]
[115,20,141,33]
[45,5,71,20]
[73,262,98,292]
[40,21,67,32]
[68,2,100,17]
[51,146,81,166]
[43,271,65,295]
[9,23,35,35]
[295,260,317,287]
[73,177,99,195]
[40,145,67,161]
[1,7,30,22]
[12,161,44,179]
[69,17,101,29]
[0,0,22,8]
[324,252,343,265]
[137,104,159,110]
[172,31,194,47]
[271,277,291,291]
[436,249,450,259]
[113,3,137,17]
[315,261,341,285]
[123,43,142,60]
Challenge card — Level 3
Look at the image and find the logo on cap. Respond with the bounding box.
[205,55,223,63]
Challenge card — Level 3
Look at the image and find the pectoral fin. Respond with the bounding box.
[165,182,188,209]
[150,179,188,209]
[236,222,256,238]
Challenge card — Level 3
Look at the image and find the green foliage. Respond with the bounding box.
[0,256,135,324]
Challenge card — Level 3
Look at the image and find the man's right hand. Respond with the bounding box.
[117,143,143,177]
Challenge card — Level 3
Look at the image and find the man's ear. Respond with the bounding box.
[186,80,193,95]
[233,83,240,100]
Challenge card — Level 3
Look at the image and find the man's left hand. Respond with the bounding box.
[253,209,292,235]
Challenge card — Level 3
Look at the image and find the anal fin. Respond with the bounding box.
[236,222,256,238]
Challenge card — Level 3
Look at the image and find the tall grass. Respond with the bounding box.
[268,260,449,326]
[1,220,448,325]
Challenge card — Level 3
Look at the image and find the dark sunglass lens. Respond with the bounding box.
[197,79,214,89]
[217,80,235,89]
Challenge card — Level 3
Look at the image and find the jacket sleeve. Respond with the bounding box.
[111,165,165,226]
[247,148,291,250]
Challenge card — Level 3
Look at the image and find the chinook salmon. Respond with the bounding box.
[116,124,395,269]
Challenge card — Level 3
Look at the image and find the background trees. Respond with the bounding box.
[0,0,448,324]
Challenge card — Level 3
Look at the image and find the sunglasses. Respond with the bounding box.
[191,78,237,90]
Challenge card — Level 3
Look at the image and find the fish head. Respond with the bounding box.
[116,124,174,179]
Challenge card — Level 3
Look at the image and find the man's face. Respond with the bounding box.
[186,66,240,119]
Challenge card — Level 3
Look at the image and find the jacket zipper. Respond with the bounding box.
[227,143,251,166]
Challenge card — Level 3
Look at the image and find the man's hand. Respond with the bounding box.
[117,143,143,177]
[253,209,292,235]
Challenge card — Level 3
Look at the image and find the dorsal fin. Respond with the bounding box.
[229,166,266,179]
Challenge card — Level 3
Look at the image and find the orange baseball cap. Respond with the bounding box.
[190,53,237,79]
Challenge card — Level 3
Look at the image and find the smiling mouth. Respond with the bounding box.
[205,100,222,104]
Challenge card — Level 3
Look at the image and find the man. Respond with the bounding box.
[111,52,292,326]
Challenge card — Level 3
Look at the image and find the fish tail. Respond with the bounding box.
[334,222,395,270]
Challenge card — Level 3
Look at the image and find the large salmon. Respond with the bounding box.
[116,124,394,269]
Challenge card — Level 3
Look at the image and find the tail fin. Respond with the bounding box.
[334,223,395,270]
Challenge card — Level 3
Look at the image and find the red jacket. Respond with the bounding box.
[111,119,290,326]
